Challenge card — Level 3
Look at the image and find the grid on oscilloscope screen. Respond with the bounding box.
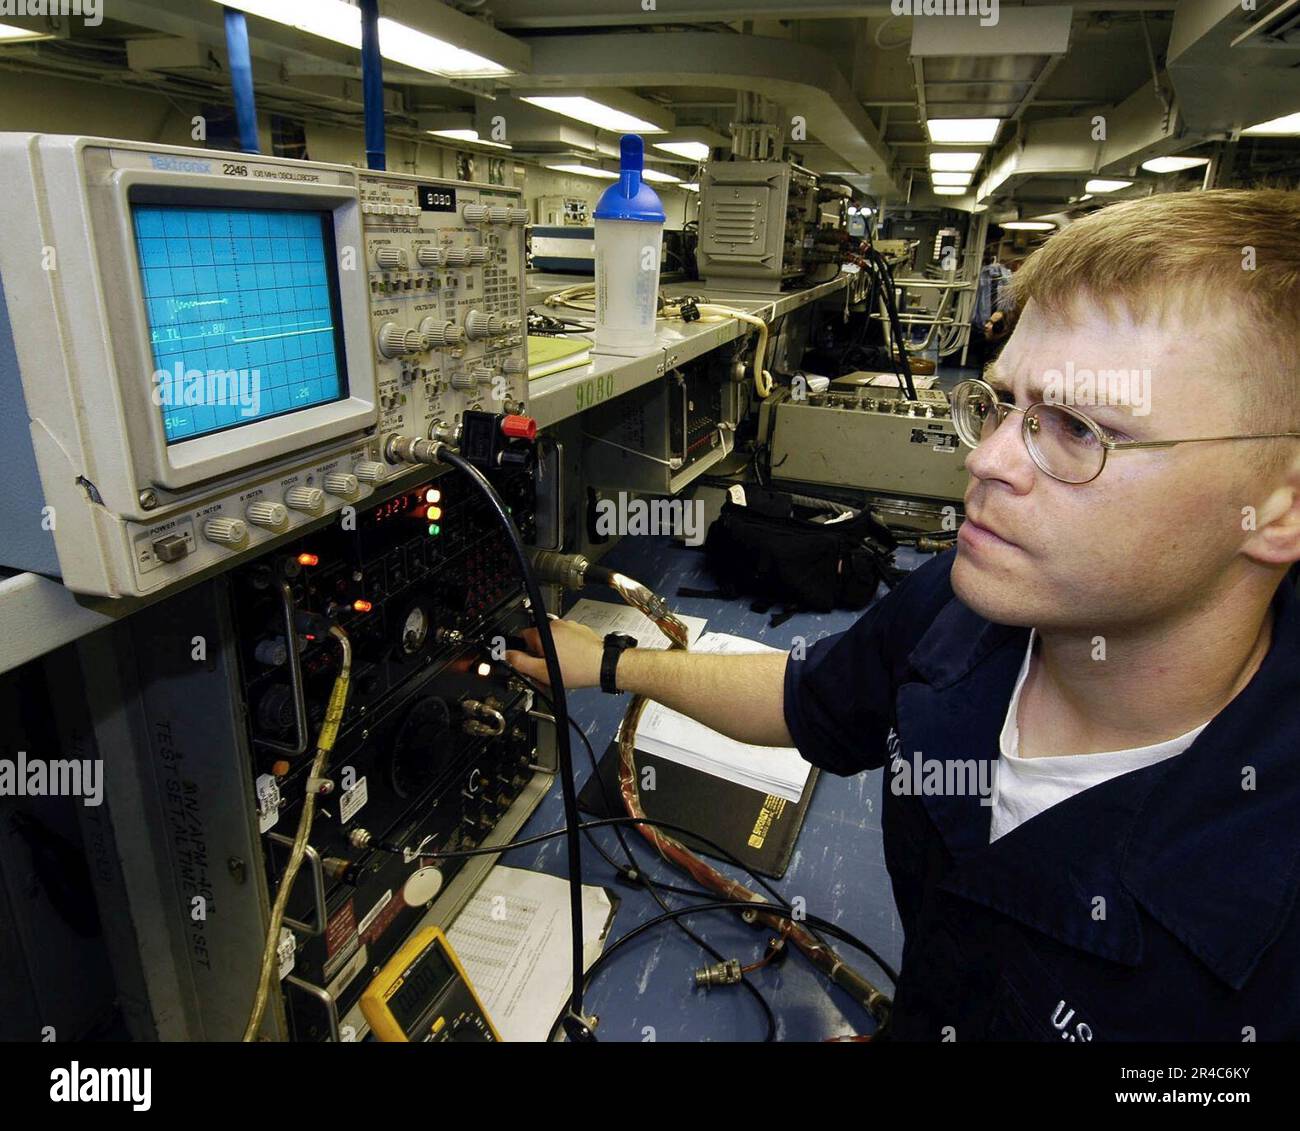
[132,203,348,444]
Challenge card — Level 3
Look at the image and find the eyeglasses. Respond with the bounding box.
[951,378,1300,485]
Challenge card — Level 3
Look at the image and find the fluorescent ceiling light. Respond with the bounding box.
[214,1,512,77]
[926,119,1000,145]
[545,163,619,180]
[680,183,700,192]
[929,151,983,172]
[428,129,512,151]
[933,186,967,196]
[1085,178,1133,193]
[1078,193,1093,201]
[931,171,972,187]
[522,95,665,134]
[379,18,510,77]
[1001,221,1055,231]
[653,141,711,162]
[1141,155,1209,174]
[0,21,55,41]
[1241,111,1300,136]
[640,169,682,184]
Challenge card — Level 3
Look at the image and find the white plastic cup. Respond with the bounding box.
[594,218,663,353]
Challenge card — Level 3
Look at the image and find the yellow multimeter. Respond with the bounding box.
[360,926,500,1042]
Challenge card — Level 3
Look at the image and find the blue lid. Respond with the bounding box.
[593,135,666,223]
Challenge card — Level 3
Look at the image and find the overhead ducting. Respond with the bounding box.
[1165,0,1300,135]
[511,31,902,195]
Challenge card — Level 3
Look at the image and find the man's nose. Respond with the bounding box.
[963,410,1036,488]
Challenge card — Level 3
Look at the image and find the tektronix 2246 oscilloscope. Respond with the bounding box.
[0,135,529,597]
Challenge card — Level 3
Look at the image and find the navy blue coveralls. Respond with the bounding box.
[783,550,1300,1040]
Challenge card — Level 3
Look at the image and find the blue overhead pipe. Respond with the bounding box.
[360,0,386,170]
[222,8,260,154]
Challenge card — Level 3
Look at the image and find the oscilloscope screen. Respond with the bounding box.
[131,203,349,444]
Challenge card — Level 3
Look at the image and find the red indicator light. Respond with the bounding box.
[296,552,319,567]
[352,599,373,613]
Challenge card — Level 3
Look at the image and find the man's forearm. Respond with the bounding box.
[614,648,794,748]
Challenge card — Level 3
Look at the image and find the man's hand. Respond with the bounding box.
[984,310,1011,342]
[505,615,795,748]
[504,619,604,689]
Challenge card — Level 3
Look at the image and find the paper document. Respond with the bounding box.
[563,598,707,650]
[866,372,937,389]
[527,334,591,379]
[446,866,617,1043]
[628,632,811,802]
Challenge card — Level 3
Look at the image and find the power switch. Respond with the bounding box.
[152,533,190,563]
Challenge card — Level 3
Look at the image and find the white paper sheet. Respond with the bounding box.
[630,632,811,802]
[446,866,616,1043]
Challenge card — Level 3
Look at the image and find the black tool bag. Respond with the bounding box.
[681,489,903,626]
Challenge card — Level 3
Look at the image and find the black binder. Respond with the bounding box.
[576,742,819,880]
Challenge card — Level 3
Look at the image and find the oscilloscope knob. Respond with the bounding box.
[203,517,248,548]
[419,318,465,349]
[462,203,489,223]
[245,501,289,530]
[449,371,476,390]
[471,364,495,383]
[487,205,512,225]
[416,245,447,268]
[378,323,420,359]
[464,310,504,340]
[284,487,326,516]
[466,246,490,265]
[506,206,530,225]
[375,246,407,270]
[443,247,472,268]
[323,473,359,500]
[354,460,388,485]
[501,358,525,376]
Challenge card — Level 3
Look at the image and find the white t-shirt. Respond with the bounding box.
[988,630,1209,843]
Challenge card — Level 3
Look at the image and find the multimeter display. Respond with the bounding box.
[390,949,455,1033]
[362,926,498,1041]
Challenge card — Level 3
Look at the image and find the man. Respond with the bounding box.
[507,188,1300,1040]
[969,250,1014,369]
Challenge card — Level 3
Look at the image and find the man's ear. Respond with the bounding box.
[1242,449,1300,567]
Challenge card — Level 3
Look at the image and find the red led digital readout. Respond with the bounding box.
[372,485,447,525]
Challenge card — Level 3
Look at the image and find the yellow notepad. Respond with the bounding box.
[527,335,591,379]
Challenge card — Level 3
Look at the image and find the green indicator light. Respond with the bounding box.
[428,523,441,536]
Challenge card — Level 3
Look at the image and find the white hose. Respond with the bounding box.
[694,304,773,397]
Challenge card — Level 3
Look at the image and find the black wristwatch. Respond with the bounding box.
[600,633,638,694]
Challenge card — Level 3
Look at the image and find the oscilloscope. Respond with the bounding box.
[0,135,529,597]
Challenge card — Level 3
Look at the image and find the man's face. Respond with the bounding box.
[951,298,1273,631]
